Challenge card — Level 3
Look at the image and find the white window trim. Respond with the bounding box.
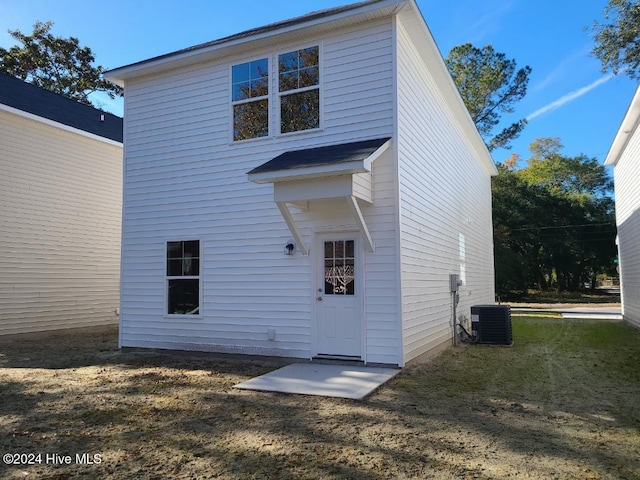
[229,43,324,142]
[276,42,323,136]
[164,238,203,319]
[229,56,270,143]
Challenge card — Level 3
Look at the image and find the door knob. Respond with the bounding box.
[317,296,323,301]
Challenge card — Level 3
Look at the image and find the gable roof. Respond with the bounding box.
[108,0,388,80]
[0,72,123,143]
[105,0,404,85]
[248,138,391,183]
[605,85,640,167]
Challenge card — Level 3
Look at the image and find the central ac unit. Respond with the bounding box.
[471,305,513,345]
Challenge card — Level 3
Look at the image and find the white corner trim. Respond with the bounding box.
[0,103,123,147]
[605,85,640,166]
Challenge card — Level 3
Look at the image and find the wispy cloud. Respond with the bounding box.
[530,45,593,93]
[461,1,516,44]
[527,74,614,121]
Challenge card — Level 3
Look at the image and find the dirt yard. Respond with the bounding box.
[1,317,639,479]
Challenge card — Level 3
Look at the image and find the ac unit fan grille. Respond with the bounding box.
[471,305,512,345]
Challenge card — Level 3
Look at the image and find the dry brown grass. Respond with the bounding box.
[1,319,639,479]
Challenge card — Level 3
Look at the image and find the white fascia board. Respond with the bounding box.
[363,138,391,169]
[105,0,405,85]
[0,103,123,147]
[248,161,369,184]
[605,85,640,167]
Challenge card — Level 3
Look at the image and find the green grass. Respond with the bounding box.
[396,317,640,424]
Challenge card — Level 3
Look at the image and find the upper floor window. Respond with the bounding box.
[278,46,320,134]
[232,58,269,141]
[231,46,320,141]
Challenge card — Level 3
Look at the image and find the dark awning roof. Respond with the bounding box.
[247,137,391,183]
[0,72,123,143]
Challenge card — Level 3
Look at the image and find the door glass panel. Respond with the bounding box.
[324,240,355,295]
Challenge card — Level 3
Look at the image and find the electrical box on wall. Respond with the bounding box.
[449,273,462,292]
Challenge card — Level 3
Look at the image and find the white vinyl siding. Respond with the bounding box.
[0,110,122,335]
[612,126,640,328]
[395,12,495,364]
[119,20,400,363]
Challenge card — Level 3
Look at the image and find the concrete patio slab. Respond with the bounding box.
[234,363,400,399]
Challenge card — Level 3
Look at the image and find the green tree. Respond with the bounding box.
[492,138,616,295]
[0,21,122,106]
[590,0,640,78]
[446,43,532,151]
[521,138,614,196]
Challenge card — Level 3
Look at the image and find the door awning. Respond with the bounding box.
[247,137,391,183]
[247,138,391,256]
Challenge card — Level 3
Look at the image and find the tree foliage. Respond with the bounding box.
[446,43,532,151]
[493,138,617,296]
[590,0,640,78]
[0,21,122,106]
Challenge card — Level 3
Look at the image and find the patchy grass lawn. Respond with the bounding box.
[1,318,639,479]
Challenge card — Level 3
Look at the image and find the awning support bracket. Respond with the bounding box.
[276,201,309,256]
[346,195,375,253]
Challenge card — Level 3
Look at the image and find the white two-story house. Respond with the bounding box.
[106,0,497,366]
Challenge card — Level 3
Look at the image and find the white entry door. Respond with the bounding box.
[314,235,362,358]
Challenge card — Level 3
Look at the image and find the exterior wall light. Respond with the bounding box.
[284,243,295,256]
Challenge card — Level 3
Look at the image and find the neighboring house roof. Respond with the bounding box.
[0,72,123,143]
[248,137,391,175]
[605,85,640,167]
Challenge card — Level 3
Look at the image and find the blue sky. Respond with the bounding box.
[1,0,636,165]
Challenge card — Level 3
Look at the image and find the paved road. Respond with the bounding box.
[510,304,622,320]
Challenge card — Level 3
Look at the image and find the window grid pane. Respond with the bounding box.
[280,90,319,134]
[324,240,355,296]
[168,279,199,315]
[234,100,269,140]
[278,47,319,92]
[232,59,268,101]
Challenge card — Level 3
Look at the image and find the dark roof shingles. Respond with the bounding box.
[108,0,388,73]
[248,137,391,175]
[0,72,123,143]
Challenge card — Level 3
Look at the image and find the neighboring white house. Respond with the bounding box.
[0,73,123,335]
[605,85,640,329]
[106,0,498,367]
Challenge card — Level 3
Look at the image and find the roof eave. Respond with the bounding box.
[105,0,405,85]
[604,85,640,167]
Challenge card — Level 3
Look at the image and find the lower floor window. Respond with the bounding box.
[166,240,200,315]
